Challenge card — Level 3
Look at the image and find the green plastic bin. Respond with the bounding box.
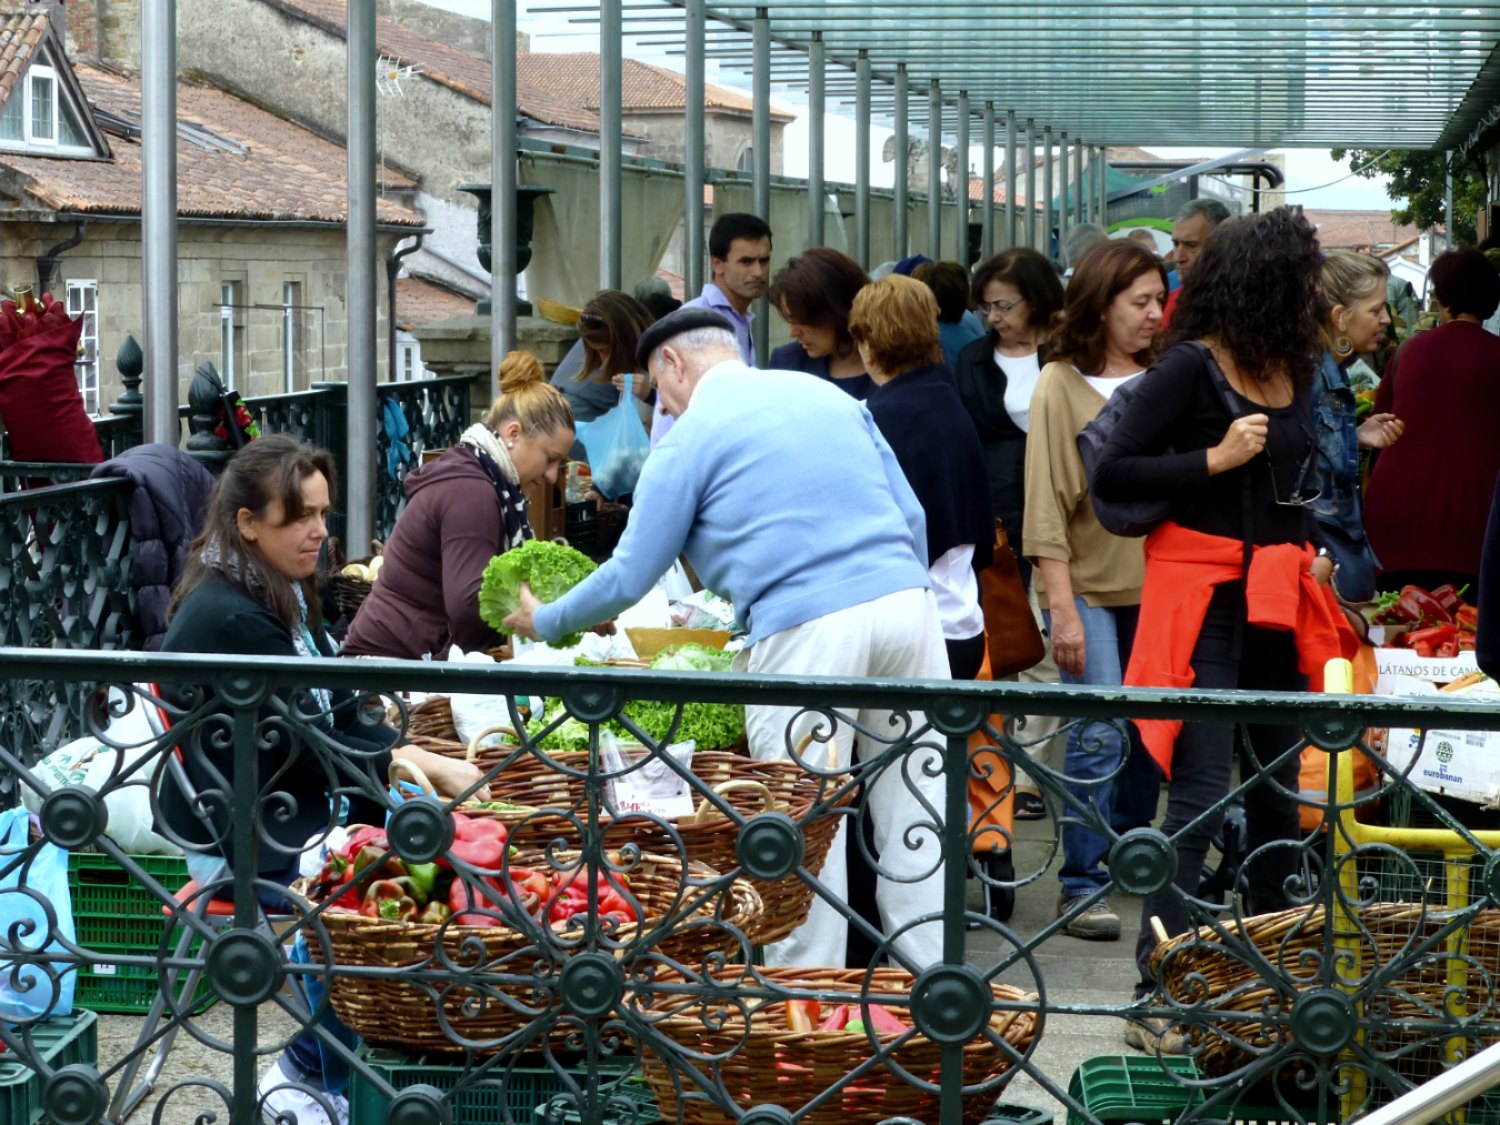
[348,1046,657,1125]
[0,1012,99,1125]
[1067,1055,1204,1125]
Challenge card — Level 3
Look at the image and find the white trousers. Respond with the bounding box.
[735,587,951,971]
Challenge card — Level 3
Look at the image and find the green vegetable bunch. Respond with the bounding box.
[651,643,734,672]
[477,540,597,647]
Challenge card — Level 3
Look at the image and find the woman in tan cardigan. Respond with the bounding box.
[1023,238,1165,943]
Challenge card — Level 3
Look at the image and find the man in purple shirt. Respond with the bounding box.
[653,213,773,443]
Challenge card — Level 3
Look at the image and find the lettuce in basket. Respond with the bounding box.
[477,539,597,646]
[650,644,734,673]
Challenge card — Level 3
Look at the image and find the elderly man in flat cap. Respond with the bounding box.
[505,306,951,971]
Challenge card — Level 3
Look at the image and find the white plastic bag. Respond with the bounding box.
[21,689,181,856]
[445,645,530,748]
[601,732,695,820]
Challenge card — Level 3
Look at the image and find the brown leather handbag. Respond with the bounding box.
[979,519,1045,678]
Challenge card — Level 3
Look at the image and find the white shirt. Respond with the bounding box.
[996,350,1043,432]
[929,544,984,641]
[1081,369,1144,397]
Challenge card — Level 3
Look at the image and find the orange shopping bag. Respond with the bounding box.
[1298,644,1381,830]
[968,647,1015,855]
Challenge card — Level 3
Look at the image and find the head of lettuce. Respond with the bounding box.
[477,540,597,648]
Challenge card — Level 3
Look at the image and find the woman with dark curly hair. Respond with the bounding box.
[1364,247,1500,592]
[767,247,875,400]
[1092,209,1356,1046]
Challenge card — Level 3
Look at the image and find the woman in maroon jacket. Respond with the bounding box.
[1365,248,1500,592]
[342,352,574,659]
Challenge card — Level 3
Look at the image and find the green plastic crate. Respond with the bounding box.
[987,1105,1054,1125]
[348,1046,657,1125]
[0,1012,99,1125]
[1068,1055,1204,1125]
[67,853,213,1014]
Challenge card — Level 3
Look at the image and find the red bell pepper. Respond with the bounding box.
[449,877,510,926]
[1435,641,1460,659]
[1400,586,1453,626]
[362,879,418,922]
[1457,605,1480,631]
[314,853,362,912]
[786,999,820,1032]
[1404,624,1458,651]
[1459,633,1477,651]
[340,825,388,860]
[1430,584,1470,615]
[503,865,551,905]
[449,814,508,871]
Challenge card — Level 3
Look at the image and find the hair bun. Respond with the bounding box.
[496,350,545,394]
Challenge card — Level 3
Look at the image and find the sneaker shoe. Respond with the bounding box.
[1057,894,1121,941]
[257,1059,349,1125]
[1124,1017,1191,1055]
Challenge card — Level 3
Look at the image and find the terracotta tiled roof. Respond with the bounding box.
[518,53,794,122]
[395,275,474,331]
[0,9,46,115]
[967,176,1043,209]
[266,0,606,134]
[0,63,422,224]
[1305,209,1421,250]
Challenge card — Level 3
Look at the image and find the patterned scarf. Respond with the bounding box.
[458,423,533,551]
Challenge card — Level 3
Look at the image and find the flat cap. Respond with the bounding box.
[635,307,735,371]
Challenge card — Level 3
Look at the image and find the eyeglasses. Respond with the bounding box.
[1268,421,1325,508]
[979,297,1026,315]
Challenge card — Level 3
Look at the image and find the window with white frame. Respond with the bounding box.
[395,331,427,382]
[0,55,94,155]
[220,280,245,391]
[281,281,303,392]
[66,280,99,415]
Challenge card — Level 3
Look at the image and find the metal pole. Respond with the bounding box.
[142,0,178,446]
[807,33,825,246]
[927,80,941,259]
[855,50,871,269]
[955,90,969,266]
[491,0,518,391]
[751,8,771,363]
[981,102,995,262]
[347,0,377,549]
[1024,119,1036,249]
[1097,146,1108,225]
[1357,1040,1500,1125]
[893,64,909,260]
[1445,150,1454,251]
[1042,125,1053,261]
[684,0,706,295]
[1059,133,1070,246]
[1083,144,1094,223]
[599,0,622,289]
[1004,109,1016,249]
[1074,141,1084,224]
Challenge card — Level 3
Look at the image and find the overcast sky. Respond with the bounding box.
[421,0,1398,212]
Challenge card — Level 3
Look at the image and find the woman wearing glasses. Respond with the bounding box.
[576,290,657,430]
[1091,209,1355,1049]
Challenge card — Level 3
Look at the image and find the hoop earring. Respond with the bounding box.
[1333,334,1354,357]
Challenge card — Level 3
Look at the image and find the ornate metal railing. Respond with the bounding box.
[374,376,472,541]
[2,650,1499,1125]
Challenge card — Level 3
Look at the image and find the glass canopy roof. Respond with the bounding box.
[574,1,1500,150]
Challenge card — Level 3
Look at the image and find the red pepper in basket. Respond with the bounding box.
[1434,641,1460,659]
[449,876,512,926]
[449,813,508,871]
[503,865,552,904]
[1457,605,1480,631]
[362,880,418,922]
[417,901,452,926]
[1430,584,1469,615]
[1400,586,1453,626]
[1404,624,1458,651]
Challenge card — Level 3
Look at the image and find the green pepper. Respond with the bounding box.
[405,862,440,907]
[417,901,452,926]
[362,879,417,922]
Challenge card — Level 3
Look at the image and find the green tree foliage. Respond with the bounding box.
[1329,148,1487,245]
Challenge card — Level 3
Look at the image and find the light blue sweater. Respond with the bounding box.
[535,361,931,646]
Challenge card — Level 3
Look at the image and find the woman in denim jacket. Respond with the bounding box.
[1311,251,1405,602]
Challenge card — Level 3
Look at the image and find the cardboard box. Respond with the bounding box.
[1373,648,1479,694]
[1385,724,1500,807]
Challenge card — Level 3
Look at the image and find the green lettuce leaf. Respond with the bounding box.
[478,540,597,646]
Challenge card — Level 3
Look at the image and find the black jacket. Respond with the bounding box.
[91,445,216,650]
[952,336,1046,555]
[159,575,396,873]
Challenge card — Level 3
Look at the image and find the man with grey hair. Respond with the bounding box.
[505,306,952,972]
[1062,222,1109,281]
[1163,197,1232,327]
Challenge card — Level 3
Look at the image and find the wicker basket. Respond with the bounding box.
[328,540,384,621]
[1150,902,1500,1075]
[295,851,763,1055]
[639,966,1037,1125]
[395,738,851,945]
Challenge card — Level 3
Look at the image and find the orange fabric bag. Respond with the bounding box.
[1298,644,1380,831]
[967,646,1015,854]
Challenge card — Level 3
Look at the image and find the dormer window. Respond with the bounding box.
[0,46,103,157]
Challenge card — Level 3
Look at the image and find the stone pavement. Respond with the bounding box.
[93,812,1140,1125]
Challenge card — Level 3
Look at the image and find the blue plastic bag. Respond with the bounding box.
[0,807,75,1021]
[576,374,650,500]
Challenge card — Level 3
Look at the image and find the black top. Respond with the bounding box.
[158,574,397,873]
[767,342,878,401]
[952,335,1045,553]
[865,363,995,571]
[1091,341,1317,547]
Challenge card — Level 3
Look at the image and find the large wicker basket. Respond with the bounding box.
[395,738,852,945]
[638,966,1037,1125]
[295,852,763,1055]
[1150,902,1500,1075]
